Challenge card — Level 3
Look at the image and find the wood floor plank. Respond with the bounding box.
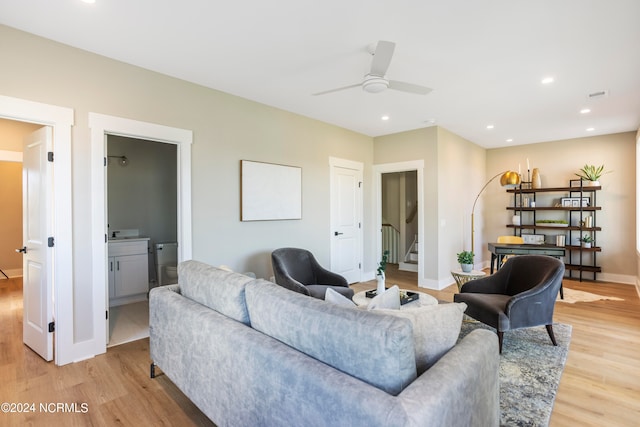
[1,269,639,426]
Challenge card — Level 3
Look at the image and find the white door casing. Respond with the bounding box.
[330,157,363,284]
[374,160,425,287]
[22,126,53,361]
[0,95,73,365]
[89,113,193,352]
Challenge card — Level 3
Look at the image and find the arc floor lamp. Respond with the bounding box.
[471,170,521,253]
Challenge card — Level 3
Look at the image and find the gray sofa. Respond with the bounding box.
[150,260,500,427]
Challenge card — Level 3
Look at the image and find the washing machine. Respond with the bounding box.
[154,242,178,286]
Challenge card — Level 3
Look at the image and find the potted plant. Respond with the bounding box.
[581,234,594,248]
[575,164,609,186]
[376,250,389,294]
[457,251,474,272]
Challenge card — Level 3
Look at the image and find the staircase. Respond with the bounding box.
[400,234,418,272]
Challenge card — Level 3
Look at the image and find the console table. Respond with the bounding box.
[488,243,565,274]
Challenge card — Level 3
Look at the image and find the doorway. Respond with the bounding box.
[0,95,74,365]
[374,160,426,287]
[106,135,178,347]
[381,170,419,272]
[89,112,193,353]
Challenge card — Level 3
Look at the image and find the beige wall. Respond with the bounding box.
[374,126,486,288]
[0,162,22,273]
[486,132,636,283]
[0,119,42,276]
[0,24,375,287]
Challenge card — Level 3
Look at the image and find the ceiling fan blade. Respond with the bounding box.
[388,80,432,95]
[370,40,395,77]
[312,83,361,96]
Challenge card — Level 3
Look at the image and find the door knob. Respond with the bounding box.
[334,231,344,236]
[16,246,27,254]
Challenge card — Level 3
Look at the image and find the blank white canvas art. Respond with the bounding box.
[241,160,302,221]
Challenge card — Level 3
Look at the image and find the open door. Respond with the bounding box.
[21,126,54,361]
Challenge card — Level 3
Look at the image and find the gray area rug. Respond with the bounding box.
[458,322,571,427]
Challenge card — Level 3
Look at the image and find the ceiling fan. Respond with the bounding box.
[313,40,432,96]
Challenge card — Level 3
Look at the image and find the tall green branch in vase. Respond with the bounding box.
[377,250,389,276]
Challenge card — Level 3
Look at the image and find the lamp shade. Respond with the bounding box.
[500,171,521,188]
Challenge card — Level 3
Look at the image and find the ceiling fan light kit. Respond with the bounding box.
[362,75,389,93]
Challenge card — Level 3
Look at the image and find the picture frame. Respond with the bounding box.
[560,196,590,208]
[240,160,302,221]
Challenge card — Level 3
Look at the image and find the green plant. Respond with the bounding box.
[581,234,594,243]
[575,164,610,181]
[457,251,474,264]
[377,250,389,276]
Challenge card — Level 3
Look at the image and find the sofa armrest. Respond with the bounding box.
[395,329,500,427]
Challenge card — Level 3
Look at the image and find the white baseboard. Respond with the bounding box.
[0,268,22,279]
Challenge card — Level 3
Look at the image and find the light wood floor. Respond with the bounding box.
[2,270,639,426]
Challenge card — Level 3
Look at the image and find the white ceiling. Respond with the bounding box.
[1,0,639,148]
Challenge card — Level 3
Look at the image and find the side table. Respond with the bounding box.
[451,270,486,291]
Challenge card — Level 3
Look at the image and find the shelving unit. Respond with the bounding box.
[506,180,601,281]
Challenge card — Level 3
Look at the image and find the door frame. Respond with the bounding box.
[89,113,193,351]
[373,160,425,286]
[0,95,74,365]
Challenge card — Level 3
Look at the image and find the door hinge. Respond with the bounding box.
[359,181,362,188]
[359,262,361,269]
[48,322,55,333]
[48,237,54,247]
[106,310,109,320]
[359,222,361,229]
[47,152,54,162]
[104,157,107,167]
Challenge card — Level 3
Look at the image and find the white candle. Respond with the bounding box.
[518,163,521,175]
[527,158,530,170]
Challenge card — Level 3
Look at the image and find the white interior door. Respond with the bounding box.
[22,126,53,361]
[330,158,363,283]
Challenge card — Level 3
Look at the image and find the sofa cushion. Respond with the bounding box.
[377,302,467,374]
[178,260,254,325]
[246,280,417,395]
[368,285,401,310]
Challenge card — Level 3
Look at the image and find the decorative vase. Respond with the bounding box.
[461,263,473,273]
[588,180,600,187]
[532,168,542,189]
[376,273,386,295]
[512,214,521,225]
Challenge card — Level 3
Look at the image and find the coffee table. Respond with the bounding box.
[352,288,438,309]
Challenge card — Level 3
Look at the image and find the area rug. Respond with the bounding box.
[557,287,623,304]
[458,322,572,427]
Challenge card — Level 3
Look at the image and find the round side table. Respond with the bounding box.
[451,270,486,291]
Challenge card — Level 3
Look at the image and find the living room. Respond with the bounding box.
[0,1,639,425]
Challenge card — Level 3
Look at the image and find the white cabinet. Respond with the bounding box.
[108,239,149,306]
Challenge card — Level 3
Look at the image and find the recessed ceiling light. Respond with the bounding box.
[580,108,591,114]
[81,0,96,3]
[586,127,595,132]
[486,124,494,130]
[381,115,389,121]
[506,138,513,142]
[541,77,555,84]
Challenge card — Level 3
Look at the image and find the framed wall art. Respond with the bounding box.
[240,160,302,221]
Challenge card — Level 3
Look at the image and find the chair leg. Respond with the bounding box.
[559,282,564,300]
[497,331,503,354]
[546,324,558,346]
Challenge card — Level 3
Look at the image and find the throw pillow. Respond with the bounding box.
[368,285,401,310]
[325,288,356,307]
[377,302,467,374]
